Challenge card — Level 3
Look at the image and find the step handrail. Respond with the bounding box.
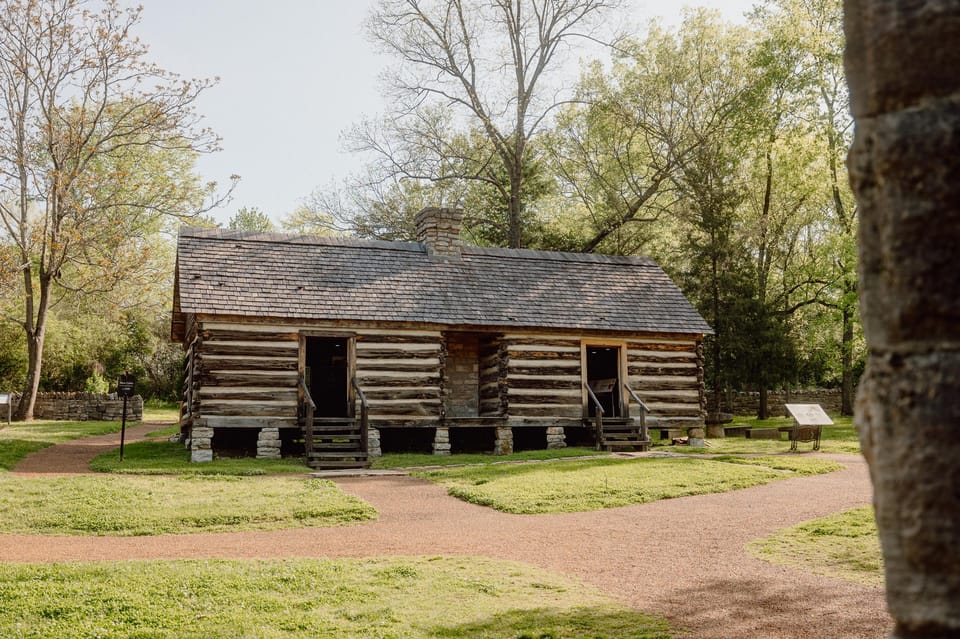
[299,376,316,454]
[584,382,605,450]
[623,382,649,443]
[352,376,369,454]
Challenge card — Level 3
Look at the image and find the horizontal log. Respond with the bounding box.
[196,416,299,429]
[506,344,581,354]
[506,404,583,418]
[626,379,701,392]
[626,342,697,352]
[201,343,298,358]
[201,357,299,372]
[198,402,297,417]
[199,389,298,402]
[202,329,300,342]
[627,349,697,361]
[354,348,441,359]
[355,374,441,387]
[507,386,581,398]
[200,371,298,387]
[645,406,703,418]
[369,418,441,428]
[363,389,442,401]
[356,360,441,372]
[628,365,699,377]
[505,349,581,361]
[369,401,441,417]
[355,332,441,343]
[508,365,582,376]
[503,338,581,348]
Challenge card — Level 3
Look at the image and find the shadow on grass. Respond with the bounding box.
[90,439,309,475]
[432,605,672,639]
[646,574,889,638]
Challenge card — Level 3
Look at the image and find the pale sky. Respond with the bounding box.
[126,1,758,226]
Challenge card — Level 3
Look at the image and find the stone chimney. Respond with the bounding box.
[414,207,463,258]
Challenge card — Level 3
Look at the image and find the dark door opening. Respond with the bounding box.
[304,337,350,417]
[586,346,622,417]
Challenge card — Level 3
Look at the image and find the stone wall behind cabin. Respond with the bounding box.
[7,392,143,421]
[709,388,843,416]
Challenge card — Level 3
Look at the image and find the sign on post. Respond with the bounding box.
[0,394,10,426]
[783,403,833,451]
[117,374,136,461]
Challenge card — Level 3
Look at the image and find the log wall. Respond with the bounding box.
[185,319,705,432]
[627,335,705,427]
[502,335,583,420]
[355,329,442,427]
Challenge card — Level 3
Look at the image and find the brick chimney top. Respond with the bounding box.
[414,207,463,258]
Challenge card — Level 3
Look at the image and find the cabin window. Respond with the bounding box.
[303,336,351,417]
[585,345,623,418]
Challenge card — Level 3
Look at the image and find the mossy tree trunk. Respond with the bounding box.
[845,1,960,636]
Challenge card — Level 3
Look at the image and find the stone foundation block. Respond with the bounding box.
[433,428,451,455]
[191,449,213,463]
[256,427,282,459]
[546,426,566,449]
[367,427,382,458]
[494,426,513,455]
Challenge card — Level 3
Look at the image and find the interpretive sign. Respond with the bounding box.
[782,403,833,451]
[0,393,9,426]
[117,374,136,461]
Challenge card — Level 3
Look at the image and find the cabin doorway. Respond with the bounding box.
[585,345,623,418]
[303,336,351,417]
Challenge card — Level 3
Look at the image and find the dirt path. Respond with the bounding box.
[12,421,161,474]
[5,438,890,638]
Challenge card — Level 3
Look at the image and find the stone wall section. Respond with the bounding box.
[8,392,143,421]
[444,333,480,417]
[709,388,843,416]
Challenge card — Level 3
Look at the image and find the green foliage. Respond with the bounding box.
[414,456,841,514]
[0,475,375,535]
[750,507,882,586]
[228,206,275,232]
[0,558,671,639]
[83,373,109,394]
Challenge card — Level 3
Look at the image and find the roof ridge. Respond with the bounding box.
[179,227,658,265]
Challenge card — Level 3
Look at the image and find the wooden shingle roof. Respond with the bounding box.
[172,227,712,340]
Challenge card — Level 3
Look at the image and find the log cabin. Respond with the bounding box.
[171,207,712,468]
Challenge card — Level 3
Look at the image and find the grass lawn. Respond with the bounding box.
[0,474,375,535]
[749,506,882,586]
[0,420,122,470]
[372,446,605,469]
[0,557,671,639]
[90,439,310,475]
[414,455,843,514]
[658,415,861,455]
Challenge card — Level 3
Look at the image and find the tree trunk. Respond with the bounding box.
[839,294,854,416]
[507,169,523,249]
[16,277,51,421]
[845,1,960,636]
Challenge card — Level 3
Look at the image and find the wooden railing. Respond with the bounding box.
[298,377,316,455]
[352,377,369,454]
[624,382,650,443]
[584,383,605,450]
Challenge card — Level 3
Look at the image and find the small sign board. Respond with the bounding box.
[117,375,136,398]
[785,404,834,426]
[0,394,9,426]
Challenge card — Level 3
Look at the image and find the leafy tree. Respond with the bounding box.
[0,0,233,419]
[352,0,621,248]
[228,207,275,232]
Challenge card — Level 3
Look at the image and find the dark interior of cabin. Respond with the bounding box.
[305,336,349,417]
[586,346,621,417]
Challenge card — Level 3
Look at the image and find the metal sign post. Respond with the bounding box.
[117,374,136,461]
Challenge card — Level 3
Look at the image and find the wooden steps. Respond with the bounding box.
[302,417,370,470]
[592,417,651,452]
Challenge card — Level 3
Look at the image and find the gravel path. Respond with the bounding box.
[5,430,891,638]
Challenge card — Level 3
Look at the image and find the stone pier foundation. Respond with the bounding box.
[256,427,281,459]
[494,426,513,455]
[433,427,451,455]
